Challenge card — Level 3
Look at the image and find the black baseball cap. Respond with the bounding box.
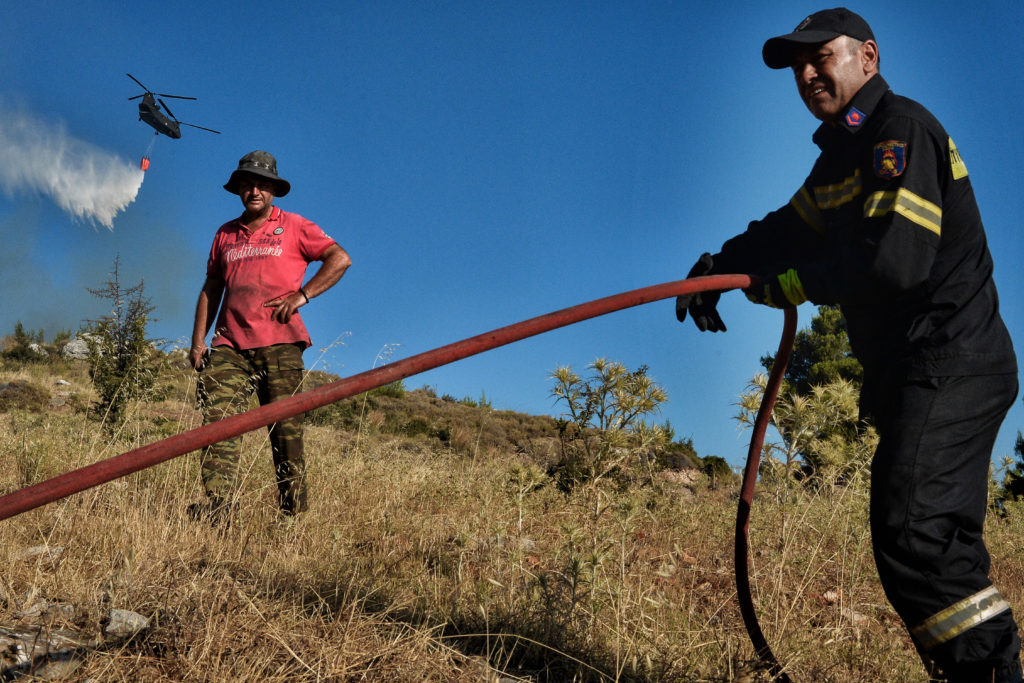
[762,8,875,69]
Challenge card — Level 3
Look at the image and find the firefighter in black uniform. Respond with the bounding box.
[676,8,1021,681]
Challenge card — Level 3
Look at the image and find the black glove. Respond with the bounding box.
[676,252,726,332]
[743,269,804,309]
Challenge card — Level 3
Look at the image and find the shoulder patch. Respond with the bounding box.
[873,140,907,180]
[949,137,968,180]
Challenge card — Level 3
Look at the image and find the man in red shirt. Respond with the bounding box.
[189,150,351,521]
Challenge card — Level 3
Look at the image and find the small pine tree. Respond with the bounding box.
[747,306,875,486]
[85,256,159,429]
[2,321,46,362]
[762,305,863,395]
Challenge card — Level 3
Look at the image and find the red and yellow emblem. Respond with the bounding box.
[873,140,907,179]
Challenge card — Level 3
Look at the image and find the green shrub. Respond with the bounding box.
[0,380,51,413]
[370,379,406,399]
[700,455,733,487]
[1,322,47,363]
[656,436,701,471]
[306,398,359,427]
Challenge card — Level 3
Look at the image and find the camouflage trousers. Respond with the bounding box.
[196,343,307,515]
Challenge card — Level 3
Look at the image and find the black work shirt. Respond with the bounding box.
[716,74,1016,391]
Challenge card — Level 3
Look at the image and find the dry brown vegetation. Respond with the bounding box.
[0,356,1022,681]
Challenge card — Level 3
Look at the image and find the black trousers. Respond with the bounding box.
[871,373,1021,682]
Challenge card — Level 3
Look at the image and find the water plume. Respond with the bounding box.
[0,104,144,230]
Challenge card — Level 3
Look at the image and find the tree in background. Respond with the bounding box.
[762,305,862,395]
[85,256,158,429]
[998,430,1024,503]
[1,321,46,363]
[741,306,875,485]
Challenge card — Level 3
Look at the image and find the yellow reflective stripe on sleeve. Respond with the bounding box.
[813,168,862,209]
[778,268,807,305]
[949,137,968,180]
[911,586,1011,650]
[745,283,786,309]
[790,186,824,235]
[864,188,942,236]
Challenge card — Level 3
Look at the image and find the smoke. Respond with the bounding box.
[0,104,144,230]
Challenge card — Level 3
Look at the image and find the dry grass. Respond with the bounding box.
[0,358,1022,681]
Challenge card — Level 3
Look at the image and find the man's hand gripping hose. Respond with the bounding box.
[0,273,795,679]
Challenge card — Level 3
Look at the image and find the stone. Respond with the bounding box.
[103,609,150,638]
[14,600,74,622]
[61,338,90,361]
[20,545,64,568]
[0,626,93,680]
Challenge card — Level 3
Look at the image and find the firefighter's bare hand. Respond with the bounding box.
[264,292,305,324]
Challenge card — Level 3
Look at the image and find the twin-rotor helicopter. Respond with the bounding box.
[127,73,219,170]
[127,73,220,140]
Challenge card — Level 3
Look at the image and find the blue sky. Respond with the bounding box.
[3,1,1023,469]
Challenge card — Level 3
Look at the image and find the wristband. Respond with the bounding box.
[299,287,310,304]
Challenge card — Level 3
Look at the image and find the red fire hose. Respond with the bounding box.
[737,306,797,682]
[0,274,795,679]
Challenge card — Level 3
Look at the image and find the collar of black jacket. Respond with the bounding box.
[813,74,890,145]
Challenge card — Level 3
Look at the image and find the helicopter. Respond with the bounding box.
[127,73,220,139]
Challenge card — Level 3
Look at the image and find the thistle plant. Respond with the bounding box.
[550,358,668,491]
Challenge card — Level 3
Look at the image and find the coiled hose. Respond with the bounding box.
[0,274,795,679]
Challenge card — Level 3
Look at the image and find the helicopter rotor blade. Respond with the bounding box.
[126,74,196,100]
[158,98,178,121]
[128,94,144,101]
[126,73,149,91]
[180,122,222,135]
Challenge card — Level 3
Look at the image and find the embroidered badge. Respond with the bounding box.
[845,107,865,128]
[273,227,284,235]
[873,140,907,179]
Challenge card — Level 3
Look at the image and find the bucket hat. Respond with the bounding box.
[223,150,291,197]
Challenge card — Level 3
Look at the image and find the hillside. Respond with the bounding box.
[0,355,1021,681]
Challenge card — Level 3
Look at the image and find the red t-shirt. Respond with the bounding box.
[207,206,336,350]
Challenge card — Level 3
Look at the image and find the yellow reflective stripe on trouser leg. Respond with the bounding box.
[911,586,1012,650]
[778,268,807,306]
